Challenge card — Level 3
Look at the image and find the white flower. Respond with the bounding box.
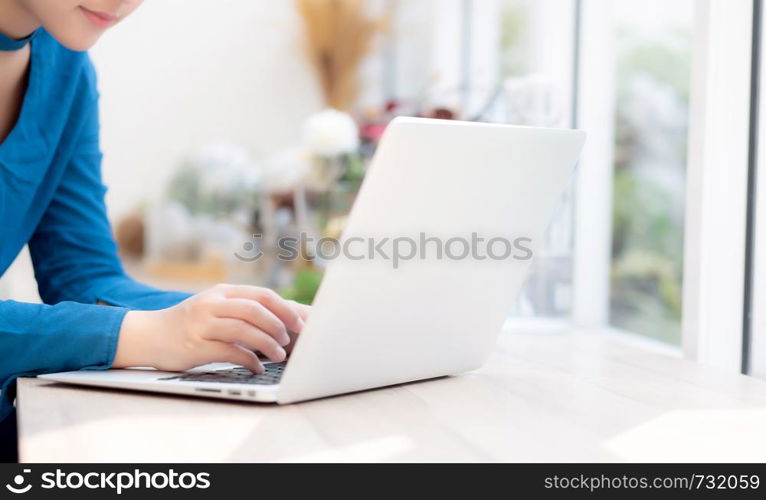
[263,147,312,192]
[195,142,251,171]
[504,74,562,127]
[194,142,261,196]
[303,109,359,157]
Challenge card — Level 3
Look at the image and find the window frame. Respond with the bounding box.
[567,0,758,370]
[571,0,615,328]
[748,0,766,378]
[680,0,754,371]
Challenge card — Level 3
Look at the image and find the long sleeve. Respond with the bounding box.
[27,59,190,310]
[0,58,189,421]
[0,300,127,420]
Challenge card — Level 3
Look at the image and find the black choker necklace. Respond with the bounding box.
[0,29,38,51]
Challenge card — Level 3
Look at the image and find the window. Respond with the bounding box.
[497,0,578,320]
[366,0,758,368]
[608,0,694,345]
[363,0,578,319]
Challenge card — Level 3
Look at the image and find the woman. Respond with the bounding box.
[0,0,308,461]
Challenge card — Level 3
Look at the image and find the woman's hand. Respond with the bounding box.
[113,284,308,374]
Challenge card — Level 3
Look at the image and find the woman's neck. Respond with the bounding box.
[0,0,40,40]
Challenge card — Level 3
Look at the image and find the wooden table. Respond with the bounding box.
[16,329,766,462]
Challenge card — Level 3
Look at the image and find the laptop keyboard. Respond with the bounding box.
[158,362,286,386]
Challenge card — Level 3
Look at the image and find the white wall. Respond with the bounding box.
[90,0,323,219]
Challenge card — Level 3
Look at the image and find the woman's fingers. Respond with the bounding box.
[288,300,312,322]
[221,285,305,333]
[213,298,291,346]
[207,341,265,374]
[209,318,287,362]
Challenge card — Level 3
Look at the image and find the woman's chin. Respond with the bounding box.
[45,28,103,52]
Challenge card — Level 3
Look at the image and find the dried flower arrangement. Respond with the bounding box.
[295,0,385,111]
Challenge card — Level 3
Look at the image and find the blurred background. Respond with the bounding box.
[0,0,694,348]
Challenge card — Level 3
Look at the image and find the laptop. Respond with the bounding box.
[41,117,585,404]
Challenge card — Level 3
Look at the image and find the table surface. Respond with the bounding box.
[16,329,766,463]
